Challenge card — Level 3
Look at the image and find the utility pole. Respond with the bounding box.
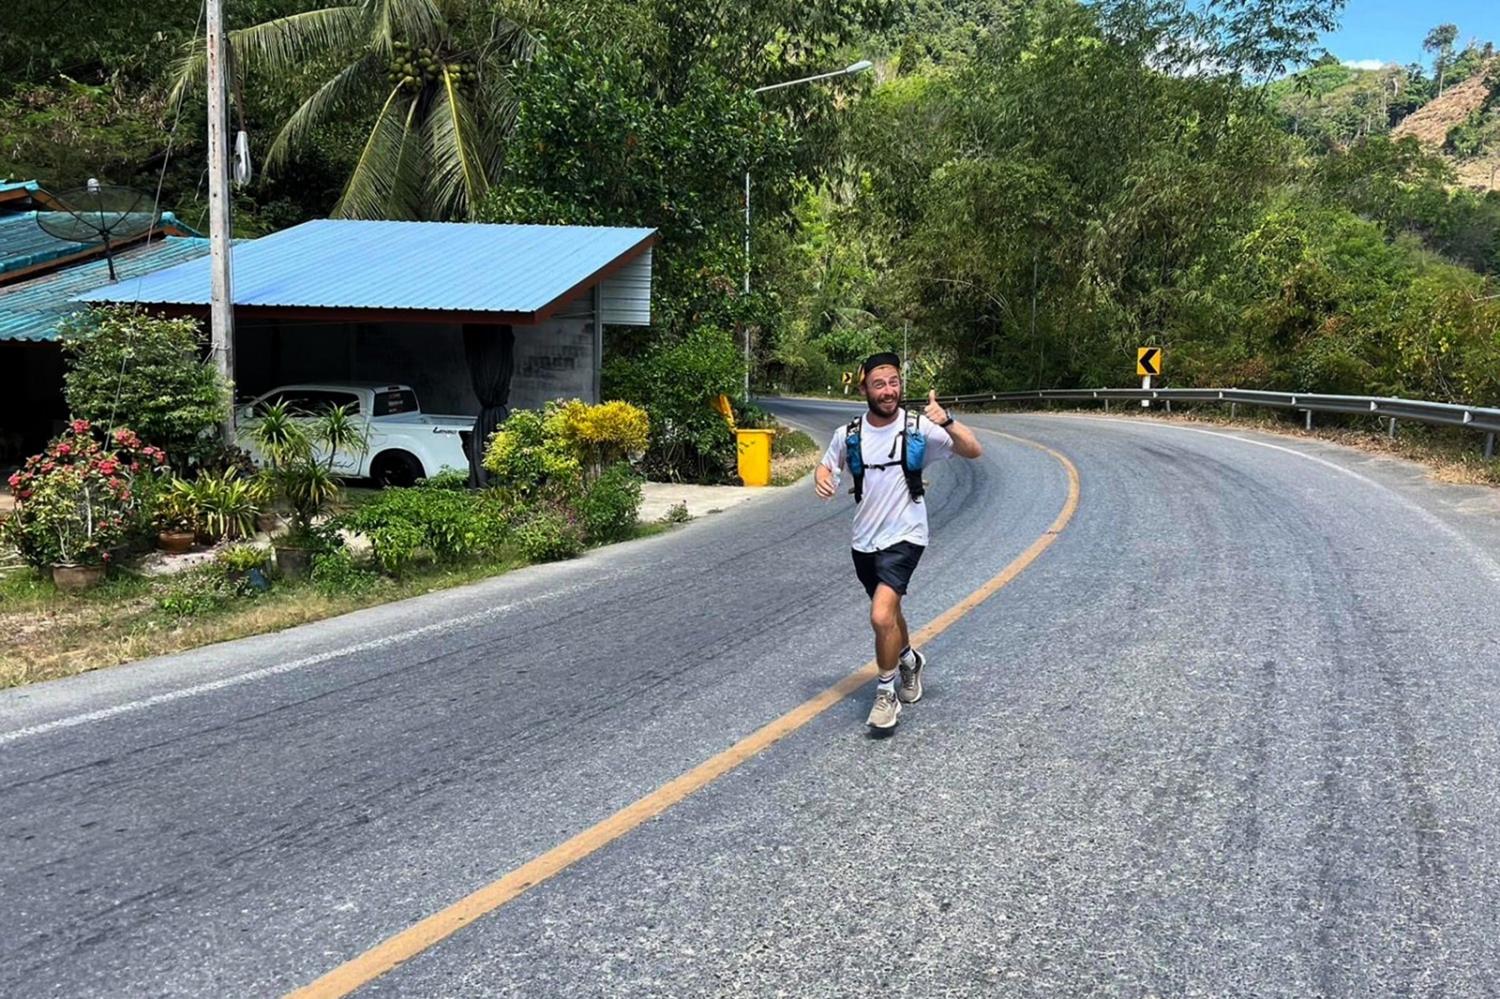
[742,170,751,401]
[206,0,236,442]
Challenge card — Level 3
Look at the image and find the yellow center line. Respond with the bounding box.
[285,429,1081,999]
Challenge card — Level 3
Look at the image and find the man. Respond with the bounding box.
[814,353,983,731]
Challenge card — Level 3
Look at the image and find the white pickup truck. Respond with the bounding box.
[238,383,473,487]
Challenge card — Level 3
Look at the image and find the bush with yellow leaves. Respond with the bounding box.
[554,399,650,479]
[482,399,650,495]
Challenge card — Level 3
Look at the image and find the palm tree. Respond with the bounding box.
[172,0,539,220]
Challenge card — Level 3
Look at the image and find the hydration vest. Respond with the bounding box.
[846,409,926,504]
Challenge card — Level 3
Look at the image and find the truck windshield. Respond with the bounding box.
[372,389,419,416]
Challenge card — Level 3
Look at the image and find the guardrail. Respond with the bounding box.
[909,387,1500,458]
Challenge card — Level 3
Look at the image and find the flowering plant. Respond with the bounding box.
[4,420,168,568]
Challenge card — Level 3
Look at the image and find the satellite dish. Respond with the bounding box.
[34,181,161,281]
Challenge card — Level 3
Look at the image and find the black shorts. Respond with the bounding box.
[852,541,925,599]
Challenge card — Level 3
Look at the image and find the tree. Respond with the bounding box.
[1424,23,1459,96]
[171,0,539,220]
[59,308,230,471]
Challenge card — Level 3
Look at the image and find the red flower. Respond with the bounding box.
[130,462,141,473]
[42,461,57,473]
[98,459,119,476]
[71,419,91,434]
[6,473,19,489]
[101,551,112,563]
[57,443,72,456]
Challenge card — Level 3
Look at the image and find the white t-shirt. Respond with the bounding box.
[821,411,956,553]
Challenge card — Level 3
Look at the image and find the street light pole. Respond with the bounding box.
[741,58,872,400]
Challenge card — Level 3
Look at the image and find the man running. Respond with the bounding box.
[814,352,983,731]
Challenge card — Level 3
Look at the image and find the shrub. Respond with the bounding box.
[59,307,229,471]
[481,404,583,498]
[514,505,585,562]
[576,461,643,544]
[419,469,470,490]
[336,482,507,575]
[244,401,365,544]
[215,543,269,574]
[193,469,260,542]
[603,325,740,481]
[555,399,651,477]
[5,422,168,568]
[311,548,381,596]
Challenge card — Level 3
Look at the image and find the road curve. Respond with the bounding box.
[3,401,1500,997]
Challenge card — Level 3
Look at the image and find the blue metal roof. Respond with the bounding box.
[0,237,211,343]
[75,219,658,318]
[1,211,199,277]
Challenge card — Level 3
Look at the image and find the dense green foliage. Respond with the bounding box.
[335,481,509,574]
[7,0,1500,436]
[59,309,230,471]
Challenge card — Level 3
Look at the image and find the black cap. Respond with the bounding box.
[858,352,902,383]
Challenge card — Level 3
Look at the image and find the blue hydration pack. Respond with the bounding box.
[845,409,926,504]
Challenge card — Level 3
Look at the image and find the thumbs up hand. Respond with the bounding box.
[924,389,948,426]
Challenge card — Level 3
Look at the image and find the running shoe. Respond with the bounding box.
[867,686,902,729]
[898,649,926,704]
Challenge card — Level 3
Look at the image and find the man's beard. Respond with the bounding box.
[867,396,899,416]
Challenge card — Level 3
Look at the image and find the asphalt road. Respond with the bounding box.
[5,399,1500,997]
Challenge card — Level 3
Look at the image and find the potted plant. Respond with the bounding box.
[155,479,199,553]
[215,542,271,588]
[195,468,260,542]
[4,421,166,590]
[244,401,365,578]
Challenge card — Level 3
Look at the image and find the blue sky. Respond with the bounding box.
[1320,0,1499,68]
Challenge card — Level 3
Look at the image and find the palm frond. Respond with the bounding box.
[373,0,446,50]
[169,6,369,105]
[333,86,425,220]
[264,56,380,174]
[424,68,491,219]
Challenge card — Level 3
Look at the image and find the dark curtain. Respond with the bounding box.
[464,323,516,487]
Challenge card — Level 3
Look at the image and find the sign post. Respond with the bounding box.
[1137,347,1161,409]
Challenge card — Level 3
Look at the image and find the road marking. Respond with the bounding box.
[284,430,1080,999]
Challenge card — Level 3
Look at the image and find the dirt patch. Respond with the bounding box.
[1392,68,1497,149]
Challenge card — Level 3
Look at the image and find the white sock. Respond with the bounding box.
[899,646,917,666]
[877,671,897,692]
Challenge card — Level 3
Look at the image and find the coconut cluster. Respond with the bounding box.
[387,40,474,91]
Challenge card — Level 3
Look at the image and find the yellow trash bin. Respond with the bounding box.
[735,428,775,487]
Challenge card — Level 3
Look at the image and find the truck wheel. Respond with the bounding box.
[371,450,423,488]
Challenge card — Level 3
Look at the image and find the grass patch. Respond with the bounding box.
[0,500,692,691]
[0,545,528,689]
[771,427,822,487]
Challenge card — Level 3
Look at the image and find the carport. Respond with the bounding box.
[77,219,657,479]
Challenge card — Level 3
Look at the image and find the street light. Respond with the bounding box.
[741,58,873,399]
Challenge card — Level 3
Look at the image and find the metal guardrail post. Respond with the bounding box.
[1487,433,1496,460]
[1304,410,1313,431]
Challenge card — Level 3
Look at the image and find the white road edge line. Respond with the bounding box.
[0,569,625,746]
